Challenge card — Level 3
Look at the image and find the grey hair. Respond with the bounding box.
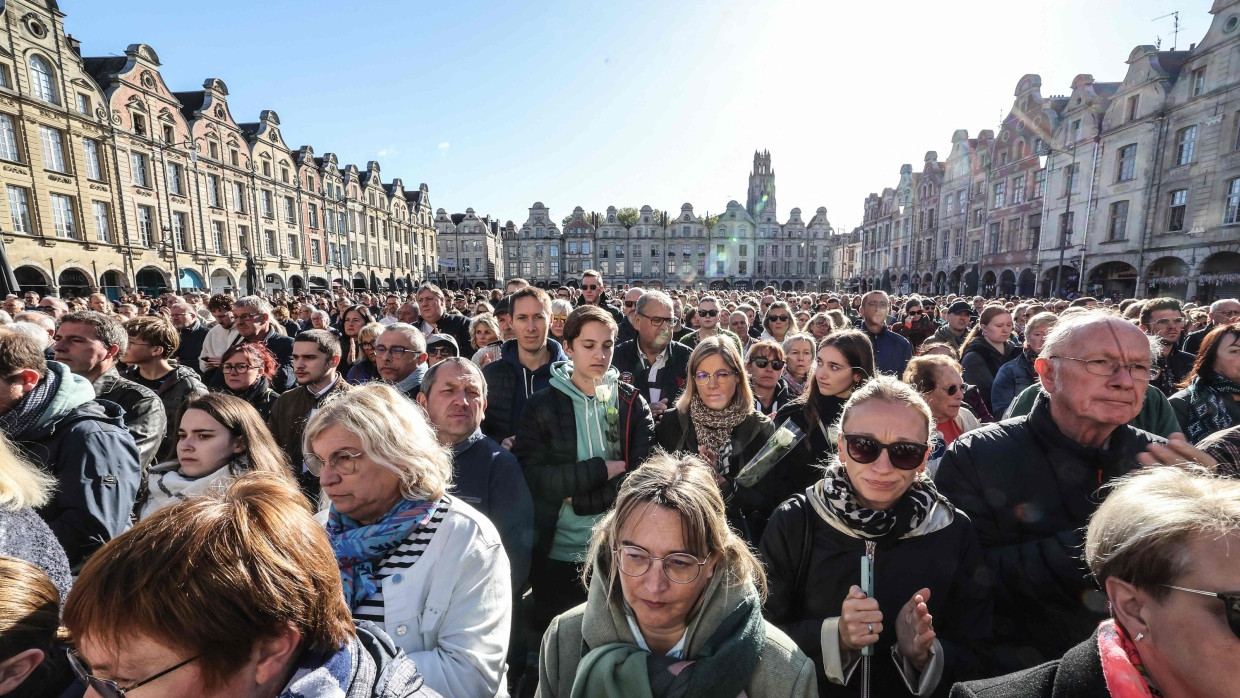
[303,383,453,502]
[635,290,673,316]
[7,321,50,349]
[0,310,10,326]
[1039,310,1159,368]
[61,310,127,354]
[782,333,816,354]
[1086,465,1240,599]
[421,356,487,398]
[1024,311,1059,339]
[234,295,272,316]
[549,299,572,317]
[357,321,386,345]
[1210,298,1239,313]
[379,322,426,353]
[468,314,501,351]
[310,309,331,324]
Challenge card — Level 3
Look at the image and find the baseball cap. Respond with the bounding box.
[426,334,459,356]
[947,300,972,315]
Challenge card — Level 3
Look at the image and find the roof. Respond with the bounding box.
[82,56,127,83]
[239,122,260,139]
[172,90,206,122]
[451,213,466,225]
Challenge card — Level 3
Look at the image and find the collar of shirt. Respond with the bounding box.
[625,611,686,659]
[452,428,485,456]
[309,374,340,399]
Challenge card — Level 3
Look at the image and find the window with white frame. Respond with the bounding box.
[232,182,246,213]
[261,190,273,218]
[1108,201,1129,241]
[83,138,103,180]
[92,201,111,243]
[1012,175,1025,204]
[212,220,226,253]
[137,205,154,247]
[1168,189,1187,232]
[131,152,149,187]
[6,185,31,233]
[39,126,66,172]
[49,193,75,238]
[206,174,221,207]
[265,229,277,256]
[76,93,91,116]
[1116,144,1137,182]
[166,162,183,195]
[0,114,18,162]
[1176,126,1197,166]
[284,196,296,224]
[172,211,189,250]
[1225,179,1240,225]
[28,55,58,105]
[287,233,299,259]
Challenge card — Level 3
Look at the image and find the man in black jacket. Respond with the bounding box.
[168,300,209,377]
[209,296,296,393]
[615,287,643,345]
[0,330,141,568]
[414,283,472,352]
[936,312,1164,671]
[1182,297,1240,354]
[481,286,567,447]
[573,269,623,325]
[611,290,689,424]
[1138,297,1195,396]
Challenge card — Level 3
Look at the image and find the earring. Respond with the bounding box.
[1135,632,1144,642]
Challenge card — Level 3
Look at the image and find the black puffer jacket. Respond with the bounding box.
[480,338,567,442]
[760,493,992,697]
[655,407,775,542]
[511,380,654,559]
[959,338,1020,413]
[934,393,1162,671]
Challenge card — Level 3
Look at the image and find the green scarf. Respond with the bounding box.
[570,594,765,698]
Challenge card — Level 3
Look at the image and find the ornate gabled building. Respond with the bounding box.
[0,0,436,299]
[434,206,502,289]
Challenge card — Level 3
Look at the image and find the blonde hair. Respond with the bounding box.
[1086,465,1240,599]
[303,383,453,501]
[675,335,754,412]
[0,431,56,511]
[582,450,767,600]
[839,374,935,446]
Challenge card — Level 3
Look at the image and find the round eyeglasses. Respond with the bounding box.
[613,545,711,584]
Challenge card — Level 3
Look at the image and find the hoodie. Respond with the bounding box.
[480,337,567,441]
[546,362,618,562]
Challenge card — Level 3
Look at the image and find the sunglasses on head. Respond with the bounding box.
[749,356,785,371]
[843,434,929,470]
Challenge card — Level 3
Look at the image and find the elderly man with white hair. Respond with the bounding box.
[1183,297,1240,354]
[206,295,295,392]
[936,311,1171,671]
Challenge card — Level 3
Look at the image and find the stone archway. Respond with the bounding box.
[999,269,1017,297]
[1086,261,1138,300]
[1018,268,1036,297]
[136,267,169,296]
[99,270,127,300]
[57,268,92,299]
[1199,251,1240,303]
[1144,256,1189,300]
[980,270,997,298]
[210,268,236,295]
[15,265,50,295]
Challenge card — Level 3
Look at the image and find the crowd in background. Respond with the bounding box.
[1,270,1239,698]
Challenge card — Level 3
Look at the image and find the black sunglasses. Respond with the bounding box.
[843,434,929,470]
[749,356,785,371]
[767,314,791,322]
[1161,585,1240,639]
[940,383,965,396]
[624,301,636,308]
[698,309,719,317]
[581,284,600,290]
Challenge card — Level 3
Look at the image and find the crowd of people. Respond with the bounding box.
[0,270,1238,698]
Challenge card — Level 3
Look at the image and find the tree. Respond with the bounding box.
[615,207,641,227]
[705,214,721,229]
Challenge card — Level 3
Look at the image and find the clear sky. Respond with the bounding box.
[65,0,1210,232]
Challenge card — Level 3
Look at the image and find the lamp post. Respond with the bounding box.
[159,226,182,294]
[1038,144,1077,299]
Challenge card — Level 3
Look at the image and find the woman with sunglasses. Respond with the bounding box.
[305,383,512,697]
[760,375,992,698]
[748,340,794,416]
[761,300,799,344]
[345,321,384,384]
[537,451,817,697]
[548,298,572,343]
[656,336,776,542]
[62,473,440,698]
[990,312,1057,418]
[904,355,981,478]
[953,465,1240,697]
[891,299,937,350]
[214,342,279,421]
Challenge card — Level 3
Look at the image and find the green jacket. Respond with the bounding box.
[537,560,817,697]
[1003,383,1181,438]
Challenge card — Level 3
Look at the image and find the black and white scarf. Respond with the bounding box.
[0,368,58,439]
[1184,373,1240,444]
[811,463,941,539]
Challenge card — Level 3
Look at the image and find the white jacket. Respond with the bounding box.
[198,323,239,372]
[319,496,512,698]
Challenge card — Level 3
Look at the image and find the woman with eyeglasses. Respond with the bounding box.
[782,334,817,397]
[305,383,511,697]
[1169,323,1240,444]
[62,473,440,698]
[345,321,384,385]
[511,305,655,644]
[952,465,1240,697]
[904,355,981,478]
[761,300,798,344]
[548,298,572,343]
[214,342,279,421]
[136,393,293,521]
[808,312,834,341]
[537,451,818,697]
[769,330,877,505]
[760,376,992,698]
[748,340,794,416]
[655,336,776,542]
[990,312,1058,418]
[959,306,1020,415]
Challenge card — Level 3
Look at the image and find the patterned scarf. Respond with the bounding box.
[1183,373,1240,443]
[0,368,58,439]
[689,396,751,472]
[812,463,940,539]
[326,497,436,610]
[1097,619,1162,697]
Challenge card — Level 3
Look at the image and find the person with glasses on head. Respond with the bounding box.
[166,300,209,377]
[64,472,441,698]
[1182,297,1240,355]
[573,270,624,325]
[747,340,794,417]
[936,311,1196,672]
[1137,298,1196,397]
[373,323,428,400]
[214,342,280,422]
[210,296,295,393]
[682,295,743,353]
[952,465,1240,698]
[904,355,981,478]
[990,312,1057,418]
[135,393,293,521]
[611,291,691,425]
[655,336,776,542]
[1169,322,1240,444]
[538,451,817,697]
[761,375,991,698]
[548,298,572,343]
[306,383,511,697]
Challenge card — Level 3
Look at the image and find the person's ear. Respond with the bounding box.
[0,648,44,694]
[1034,356,1055,393]
[1106,577,1151,641]
[328,354,341,369]
[251,622,301,686]
[415,391,427,408]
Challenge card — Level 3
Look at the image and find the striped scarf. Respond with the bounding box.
[326,497,436,610]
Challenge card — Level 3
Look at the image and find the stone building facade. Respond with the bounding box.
[857,0,1240,302]
[501,151,847,291]
[434,206,505,289]
[0,0,435,299]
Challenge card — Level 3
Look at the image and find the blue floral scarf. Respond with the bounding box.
[326,497,436,610]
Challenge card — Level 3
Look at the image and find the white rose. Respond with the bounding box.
[773,426,796,448]
[594,383,612,403]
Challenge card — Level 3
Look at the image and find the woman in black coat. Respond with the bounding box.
[214,342,279,421]
[760,376,992,698]
[655,335,776,542]
[959,306,1020,413]
[770,330,876,505]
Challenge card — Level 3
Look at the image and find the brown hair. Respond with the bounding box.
[206,294,235,312]
[745,339,785,363]
[173,393,292,479]
[63,473,355,690]
[124,315,180,358]
[789,330,877,444]
[903,354,963,393]
[676,335,754,412]
[1181,322,1240,389]
[221,342,278,380]
[0,556,62,664]
[961,305,1011,349]
[510,286,552,317]
[563,304,618,346]
[0,329,46,379]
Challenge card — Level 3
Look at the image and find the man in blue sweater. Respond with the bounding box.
[858,290,913,376]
